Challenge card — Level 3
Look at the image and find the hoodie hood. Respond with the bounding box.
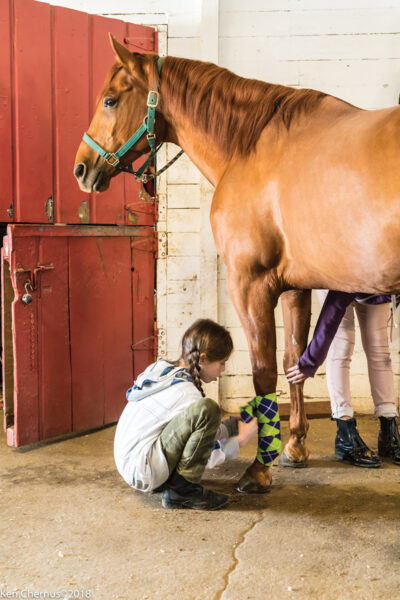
[126,360,193,402]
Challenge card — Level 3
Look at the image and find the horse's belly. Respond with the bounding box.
[284,242,400,294]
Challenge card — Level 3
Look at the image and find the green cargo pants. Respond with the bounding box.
[159,397,221,483]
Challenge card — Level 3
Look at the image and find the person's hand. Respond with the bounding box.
[237,417,258,447]
[286,365,307,384]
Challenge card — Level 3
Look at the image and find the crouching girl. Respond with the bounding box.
[114,319,257,510]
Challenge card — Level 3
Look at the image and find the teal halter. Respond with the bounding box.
[82,57,164,182]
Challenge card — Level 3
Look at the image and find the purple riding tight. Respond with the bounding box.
[317,290,398,419]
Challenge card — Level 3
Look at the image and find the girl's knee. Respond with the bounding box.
[197,397,221,422]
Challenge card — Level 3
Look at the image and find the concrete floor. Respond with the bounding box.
[0,415,399,600]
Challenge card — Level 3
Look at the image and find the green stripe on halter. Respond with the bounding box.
[82,56,165,181]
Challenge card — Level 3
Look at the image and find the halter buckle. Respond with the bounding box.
[147,91,159,108]
[105,153,120,167]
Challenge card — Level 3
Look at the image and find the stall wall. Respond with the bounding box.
[35,0,400,413]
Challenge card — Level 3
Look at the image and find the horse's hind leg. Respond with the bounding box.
[280,289,311,467]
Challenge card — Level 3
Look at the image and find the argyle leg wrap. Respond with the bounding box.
[240,393,282,466]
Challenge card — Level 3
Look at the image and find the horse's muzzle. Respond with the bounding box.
[73,161,111,193]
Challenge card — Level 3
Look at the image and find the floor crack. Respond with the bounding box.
[214,510,265,600]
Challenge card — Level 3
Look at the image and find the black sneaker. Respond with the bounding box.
[161,472,229,510]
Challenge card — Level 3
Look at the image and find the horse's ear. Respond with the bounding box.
[109,34,135,71]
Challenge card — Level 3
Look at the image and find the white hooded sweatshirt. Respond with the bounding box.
[114,360,239,492]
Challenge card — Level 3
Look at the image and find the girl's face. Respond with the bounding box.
[199,355,229,383]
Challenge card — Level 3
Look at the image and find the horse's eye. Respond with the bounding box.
[103,97,118,108]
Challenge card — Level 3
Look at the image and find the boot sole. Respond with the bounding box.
[378,453,400,465]
[334,453,382,468]
[161,496,229,511]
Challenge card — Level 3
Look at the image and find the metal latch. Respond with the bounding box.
[15,263,55,300]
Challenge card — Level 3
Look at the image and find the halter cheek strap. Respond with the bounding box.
[82,56,181,183]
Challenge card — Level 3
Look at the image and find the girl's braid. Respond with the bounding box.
[187,348,205,397]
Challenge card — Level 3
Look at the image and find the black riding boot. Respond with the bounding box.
[334,418,382,468]
[378,416,400,465]
[162,471,229,511]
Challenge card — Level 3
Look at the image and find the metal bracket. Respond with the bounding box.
[157,327,166,358]
[157,193,166,222]
[157,231,167,259]
[45,196,54,222]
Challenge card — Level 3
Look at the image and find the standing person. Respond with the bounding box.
[286,291,400,467]
[114,318,257,510]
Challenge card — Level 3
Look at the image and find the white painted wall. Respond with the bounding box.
[37,0,400,414]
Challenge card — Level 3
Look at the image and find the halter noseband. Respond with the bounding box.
[82,56,178,183]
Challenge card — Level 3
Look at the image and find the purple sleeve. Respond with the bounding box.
[297,291,357,378]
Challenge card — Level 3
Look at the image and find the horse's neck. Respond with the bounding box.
[158,57,350,186]
[169,123,229,187]
[161,113,229,187]
[159,58,233,186]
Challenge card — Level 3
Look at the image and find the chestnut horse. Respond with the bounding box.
[74,37,400,493]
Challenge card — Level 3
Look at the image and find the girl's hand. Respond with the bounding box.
[286,365,307,384]
[237,417,258,447]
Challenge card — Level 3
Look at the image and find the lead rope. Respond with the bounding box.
[139,148,184,183]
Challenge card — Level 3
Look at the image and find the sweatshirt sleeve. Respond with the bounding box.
[298,291,356,378]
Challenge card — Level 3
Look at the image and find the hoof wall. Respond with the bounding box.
[236,476,270,494]
[279,450,308,469]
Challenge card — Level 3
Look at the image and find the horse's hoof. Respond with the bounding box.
[278,449,308,468]
[236,475,271,494]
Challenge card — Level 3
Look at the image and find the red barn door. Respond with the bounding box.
[0,1,158,446]
[0,0,157,227]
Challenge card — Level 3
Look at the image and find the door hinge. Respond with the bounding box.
[124,189,158,224]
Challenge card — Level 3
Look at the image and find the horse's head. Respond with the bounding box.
[74,36,162,193]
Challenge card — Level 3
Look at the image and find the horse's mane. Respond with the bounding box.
[162,57,327,158]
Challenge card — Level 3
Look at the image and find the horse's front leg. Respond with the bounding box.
[280,289,312,467]
[226,269,280,493]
